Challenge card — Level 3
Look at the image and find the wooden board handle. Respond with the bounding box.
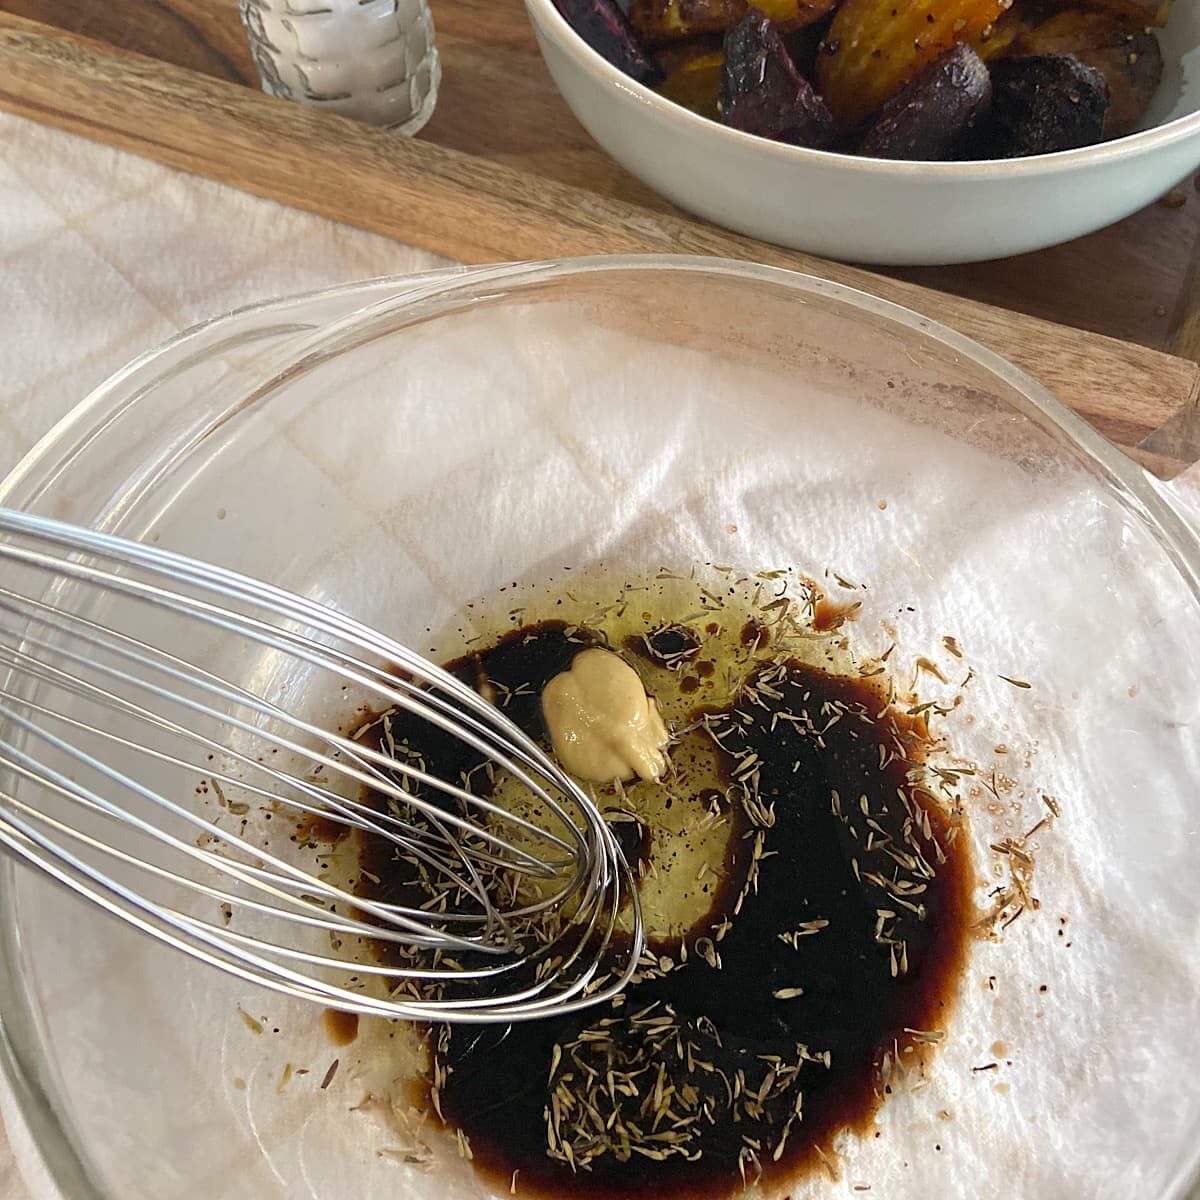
[1,9,1197,469]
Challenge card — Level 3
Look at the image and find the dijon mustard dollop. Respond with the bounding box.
[541,648,669,783]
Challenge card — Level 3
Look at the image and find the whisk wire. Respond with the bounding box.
[0,566,581,874]
[0,508,644,1022]
[0,703,494,956]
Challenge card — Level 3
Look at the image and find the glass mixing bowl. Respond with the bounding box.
[0,257,1197,1200]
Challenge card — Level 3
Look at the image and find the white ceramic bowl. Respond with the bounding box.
[525,0,1200,265]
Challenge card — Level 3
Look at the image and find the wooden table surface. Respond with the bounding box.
[5,0,1200,350]
[1,0,1199,473]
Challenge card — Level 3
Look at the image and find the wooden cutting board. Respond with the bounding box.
[2,0,1199,476]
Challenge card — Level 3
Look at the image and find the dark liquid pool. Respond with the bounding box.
[355,622,974,1199]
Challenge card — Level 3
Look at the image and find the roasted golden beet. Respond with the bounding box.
[1011,9,1163,137]
[657,39,725,118]
[630,0,837,45]
[816,0,1012,131]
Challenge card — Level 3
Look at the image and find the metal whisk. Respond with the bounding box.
[0,509,641,1022]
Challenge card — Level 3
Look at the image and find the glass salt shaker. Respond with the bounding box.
[239,0,440,135]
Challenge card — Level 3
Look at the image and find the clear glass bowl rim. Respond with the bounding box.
[0,253,1197,1200]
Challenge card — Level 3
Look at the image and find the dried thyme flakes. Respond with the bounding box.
[340,576,980,1193]
[979,793,1058,938]
[703,660,953,987]
[422,653,968,1188]
[543,1004,822,1172]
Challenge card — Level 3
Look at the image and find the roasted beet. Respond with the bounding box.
[721,9,834,148]
[554,0,664,87]
[859,43,992,160]
[1011,9,1163,138]
[816,0,1009,132]
[981,54,1109,157]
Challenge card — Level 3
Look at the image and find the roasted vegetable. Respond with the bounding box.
[782,14,834,80]
[816,0,1011,131]
[1010,9,1163,137]
[759,0,840,26]
[657,38,725,118]
[982,54,1109,157]
[721,9,835,147]
[655,32,724,71]
[1076,0,1172,28]
[553,0,664,85]
[756,0,840,30]
[631,0,742,43]
[859,44,992,159]
[630,0,837,45]
[624,0,1173,159]
[972,8,1028,61]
